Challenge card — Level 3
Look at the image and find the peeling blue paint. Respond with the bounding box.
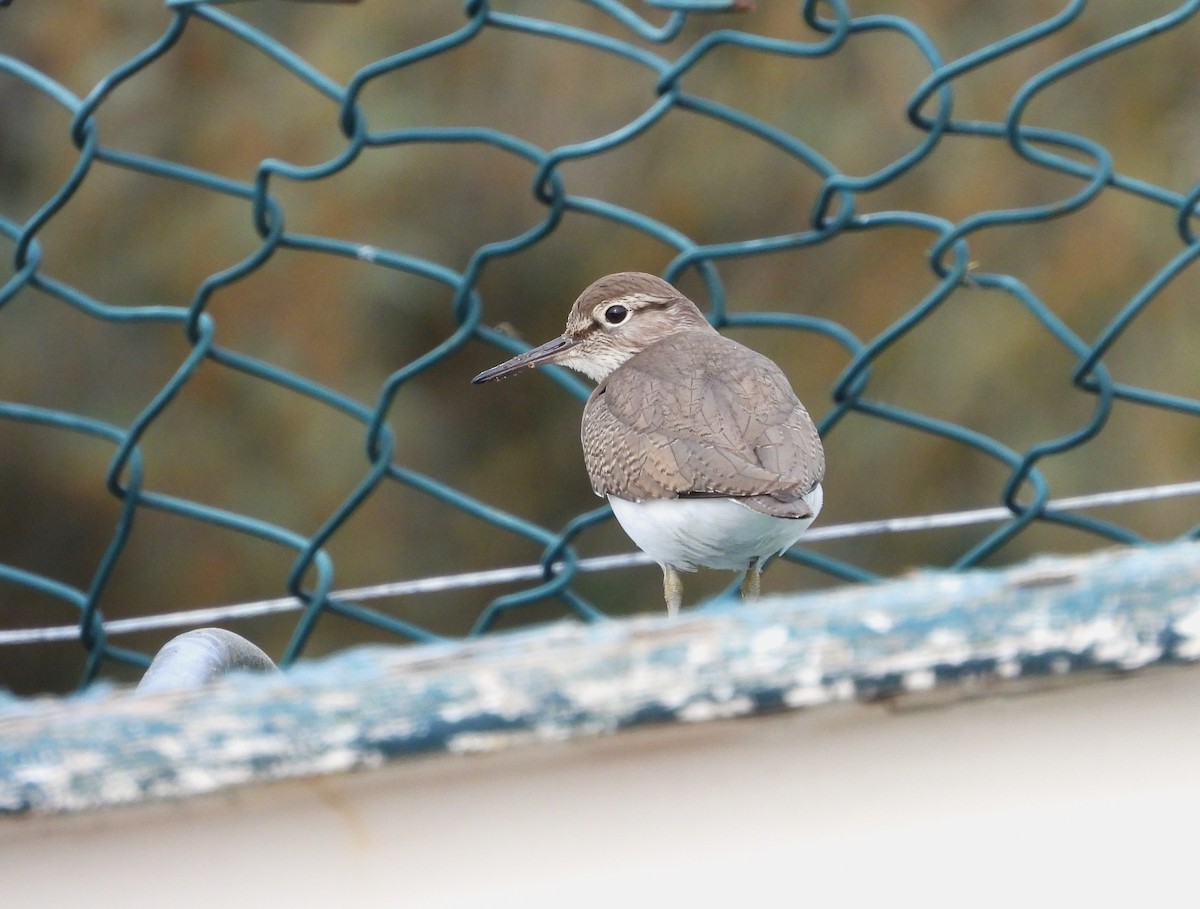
[2,542,1200,815]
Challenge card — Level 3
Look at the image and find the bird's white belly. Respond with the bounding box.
[608,484,823,572]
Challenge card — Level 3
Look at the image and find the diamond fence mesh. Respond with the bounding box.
[2,0,1199,694]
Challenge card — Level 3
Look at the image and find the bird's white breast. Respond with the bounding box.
[608,484,823,572]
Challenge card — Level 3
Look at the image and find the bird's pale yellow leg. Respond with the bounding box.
[663,565,683,617]
[740,557,762,602]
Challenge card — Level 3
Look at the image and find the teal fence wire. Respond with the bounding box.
[2,1,1199,693]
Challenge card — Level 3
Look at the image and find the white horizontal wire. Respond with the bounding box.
[3,479,1199,646]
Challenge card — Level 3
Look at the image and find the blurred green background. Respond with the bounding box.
[2,1,1199,694]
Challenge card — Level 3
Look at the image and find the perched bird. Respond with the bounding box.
[473,272,825,615]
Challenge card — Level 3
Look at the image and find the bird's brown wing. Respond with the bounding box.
[582,330,824,517]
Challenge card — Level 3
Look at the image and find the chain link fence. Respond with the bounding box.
[2,0,1199,693]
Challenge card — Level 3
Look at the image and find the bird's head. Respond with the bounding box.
[472,272,712,384]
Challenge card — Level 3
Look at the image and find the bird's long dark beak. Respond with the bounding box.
[472,334,578,384]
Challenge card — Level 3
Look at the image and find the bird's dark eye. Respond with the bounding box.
[604,304,629,325]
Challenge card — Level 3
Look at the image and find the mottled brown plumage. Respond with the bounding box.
[582,329,823,514]
[473,272,825,615]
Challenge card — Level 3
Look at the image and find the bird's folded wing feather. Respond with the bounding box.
[582,331,824,516]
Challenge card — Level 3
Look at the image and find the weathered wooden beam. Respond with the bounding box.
[3,541,1199,815]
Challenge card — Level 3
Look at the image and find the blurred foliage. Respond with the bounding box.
[1,1,1199,694]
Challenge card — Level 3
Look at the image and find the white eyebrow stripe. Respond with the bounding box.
[605,292,670,307]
